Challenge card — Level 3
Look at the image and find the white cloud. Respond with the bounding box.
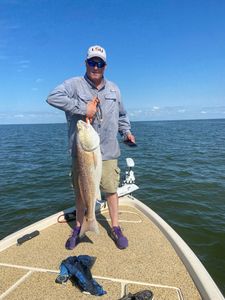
[16,60,30,72]
[35,78,44,83]
[18,60,30,64]
[14,114,25,118]
[0,113,7,118]
[127,106,225,121]
[0,110,66,124]
[1,106,225,124]
[152,106,160,111]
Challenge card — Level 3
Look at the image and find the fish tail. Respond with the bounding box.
[79,217,99,237]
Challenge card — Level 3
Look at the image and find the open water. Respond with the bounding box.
[0,119,225,295]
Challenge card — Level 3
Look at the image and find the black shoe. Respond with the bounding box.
[119,290,153,300]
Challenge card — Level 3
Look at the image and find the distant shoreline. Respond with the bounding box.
[0,117,225,126]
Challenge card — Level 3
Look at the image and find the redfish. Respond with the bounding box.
[76,120,102,236]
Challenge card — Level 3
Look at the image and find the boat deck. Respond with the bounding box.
[0,197,202,299]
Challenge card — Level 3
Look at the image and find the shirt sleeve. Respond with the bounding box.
[46,78,87,115]
[117,88,131,137]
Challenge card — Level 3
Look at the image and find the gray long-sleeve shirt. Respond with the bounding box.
[46,74,131,160]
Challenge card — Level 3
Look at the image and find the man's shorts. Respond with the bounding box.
[71,158,120,194]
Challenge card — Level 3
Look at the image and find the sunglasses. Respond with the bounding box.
[87,59,106,68]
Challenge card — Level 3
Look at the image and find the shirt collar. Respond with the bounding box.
[84,73,106,90]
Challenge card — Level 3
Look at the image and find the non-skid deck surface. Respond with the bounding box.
[0,203,202,299]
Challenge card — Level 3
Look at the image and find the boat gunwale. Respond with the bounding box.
[0,206,75,252]
[119,195,224,300]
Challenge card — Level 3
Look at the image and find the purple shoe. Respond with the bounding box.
[110,226,128,249]
[65,226,81,250]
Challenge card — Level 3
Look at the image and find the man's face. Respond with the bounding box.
[86,57,106,83]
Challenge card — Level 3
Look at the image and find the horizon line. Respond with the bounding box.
[0,117,225,126]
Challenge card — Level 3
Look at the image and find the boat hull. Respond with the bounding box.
[0,195,223,299]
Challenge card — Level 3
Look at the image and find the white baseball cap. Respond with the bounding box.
[87,45,107,63]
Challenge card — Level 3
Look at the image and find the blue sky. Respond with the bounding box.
[0,0,225,124]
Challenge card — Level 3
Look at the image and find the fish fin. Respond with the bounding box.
[79,217,99,237]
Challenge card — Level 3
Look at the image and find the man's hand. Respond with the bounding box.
[125,133,135,143]
[86,97,100,122]
[124,133,137,147]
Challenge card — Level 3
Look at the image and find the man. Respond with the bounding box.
[47,45,135,250]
